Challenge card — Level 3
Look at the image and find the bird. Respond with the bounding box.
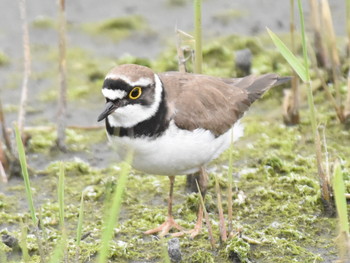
[97,64,289,237]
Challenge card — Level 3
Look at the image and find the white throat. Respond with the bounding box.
[107,74,163,128]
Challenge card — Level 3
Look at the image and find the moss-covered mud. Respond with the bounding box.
[1,5,350,263]
[2,91,349,262]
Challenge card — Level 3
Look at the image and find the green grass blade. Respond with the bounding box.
[76,191,85,247]
[97,152,132,263]
[195,179,215,248]
[48,233,66,263]
[20,219,30,262]
[75,191,85,262]
[297,0,310,81]
[227,130,234,233]
[332,163,349,235]
[267,28,307,82]
[194,0,202,74]
[161,239,171,263]
[347,0,350,48]
[14,126,37,225]
[58,162,65,229]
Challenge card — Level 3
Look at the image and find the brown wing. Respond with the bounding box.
[159,72,287,136]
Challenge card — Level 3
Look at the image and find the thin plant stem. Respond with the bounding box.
[288,0,300,124]
[227,130,234,234]
[18,0,31,134]
[97,152,132,263]
[57,162,67,262]
[176,27,187,73]
[194,0,202,74]
[161,239,171,263]
[214,175,227,242]
[48,233,67,263]
[321,0,341,104]
[57,0,67,150]
[75,191,85,262]
[333,163,349,235]
[0,97,13,154]
[308,0,328,67]
[15,126,36,225]
[308,40,344,122]
[58,163,65,229]
[345,0,350,121]
[345,70,350,121]
[38,208,48,255]
[20,219,30,262]
[195,180,215,249]
[297,0,332,213]
[347,0,350,55]
[320,125,330,179]
[333,162,350,260]
[0,161,7,183]
[76,192,84,247]
[15,126,45,262]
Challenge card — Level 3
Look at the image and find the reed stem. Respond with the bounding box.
[194,0,202,74]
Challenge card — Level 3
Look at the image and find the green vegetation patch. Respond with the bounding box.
[0,51,9,66]
[27,127,106,153]
[31,16,57,29]
[82,15,148,41]
[213,9,247,25]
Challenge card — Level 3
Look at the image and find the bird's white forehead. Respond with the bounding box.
[102,88,127,100]
[105,73,153,87]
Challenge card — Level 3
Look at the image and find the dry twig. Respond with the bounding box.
[282,0,300,125]
[18,0,31,135]
[214,175,227,242]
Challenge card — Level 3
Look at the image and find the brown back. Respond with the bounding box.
[159,72,286,136]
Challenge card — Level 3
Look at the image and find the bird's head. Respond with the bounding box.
[97,64,163,128]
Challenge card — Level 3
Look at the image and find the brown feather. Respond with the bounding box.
[159,72,288,136]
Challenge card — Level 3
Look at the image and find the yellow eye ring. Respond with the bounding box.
[129,87,142,100]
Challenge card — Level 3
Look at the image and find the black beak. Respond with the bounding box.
[97,101,119,122]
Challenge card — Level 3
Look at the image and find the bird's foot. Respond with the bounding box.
[170,214,203,239]
[144,216,184,237]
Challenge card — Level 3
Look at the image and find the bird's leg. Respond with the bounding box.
[144,176,183,237]
[187,167,208,238]
[174,167,208,238]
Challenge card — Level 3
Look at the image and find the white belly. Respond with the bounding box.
[108,121,244,175]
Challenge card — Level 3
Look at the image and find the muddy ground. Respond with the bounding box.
[0,0,349,262]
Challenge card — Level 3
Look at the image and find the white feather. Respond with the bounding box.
[107,74,163,128]
[108,120,244,175]
[105,73,153,87]
[102,88,127,100]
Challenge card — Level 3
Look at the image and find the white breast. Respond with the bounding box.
[108,121,244,175]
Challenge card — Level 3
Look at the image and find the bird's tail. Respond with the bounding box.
[238,74,291,102]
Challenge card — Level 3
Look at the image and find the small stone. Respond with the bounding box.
[168,238,182,262]
[2,234,20,251]
[235,48,252,77]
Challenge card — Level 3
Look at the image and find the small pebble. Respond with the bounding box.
[2,234,21,252]
[235,48,252,77]
[168,238,182,262]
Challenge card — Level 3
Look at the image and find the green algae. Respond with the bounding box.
[213,9,246,26]
[31,16,56,29]
[224,237,251,263]
[34,46,112,102]
[27,128,105,153]
[1,28,350,262]
[0,110,346,261]
[82,15,148,41]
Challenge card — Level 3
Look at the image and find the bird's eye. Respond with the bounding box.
[129,87,142,100]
